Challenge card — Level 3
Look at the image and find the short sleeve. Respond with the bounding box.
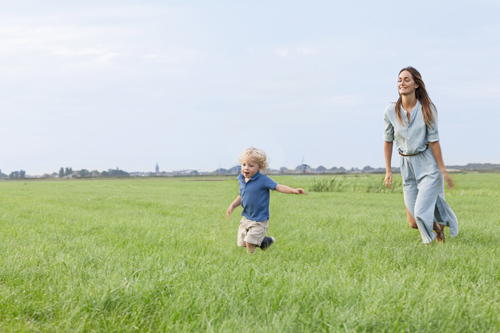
[426,106,439,142]
[383,106,394,142]
[264,176,278,190]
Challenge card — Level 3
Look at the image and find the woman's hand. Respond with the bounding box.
[442,171,454,189]
[429,141,454,189]
[384,172,393,189]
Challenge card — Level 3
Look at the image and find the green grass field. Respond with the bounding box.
[1,173,499,332]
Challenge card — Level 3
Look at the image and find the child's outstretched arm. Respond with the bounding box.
[226,195,242,219]
[275,184,306,195]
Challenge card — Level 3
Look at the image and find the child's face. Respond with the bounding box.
[241,158,261,179]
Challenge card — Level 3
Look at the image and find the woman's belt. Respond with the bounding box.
[399,145,428,157]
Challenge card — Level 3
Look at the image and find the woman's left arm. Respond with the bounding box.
[429,141,454,189]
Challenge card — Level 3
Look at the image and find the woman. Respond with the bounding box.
[383,66,458,244]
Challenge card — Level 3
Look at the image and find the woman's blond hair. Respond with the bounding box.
[238,148,268,172]
[396,66,436,128]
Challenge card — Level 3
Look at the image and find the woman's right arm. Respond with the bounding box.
[384,141,394,189]
[382,107,395,189]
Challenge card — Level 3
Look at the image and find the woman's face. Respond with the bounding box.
[398,70,419,96]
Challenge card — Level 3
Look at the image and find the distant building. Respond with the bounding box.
[155,163,159,174]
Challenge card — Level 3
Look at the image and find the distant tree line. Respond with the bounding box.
[1,163,499,179]
[59,167,73,177]
[54,167,130,178]
[446,163,500,171]
[0,167,131,179]
[7,170,26,178]
[213,164,385,175]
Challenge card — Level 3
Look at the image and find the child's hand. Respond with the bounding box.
[226,206,234,220]
[295,188,306,195]
[226,196,241,220]
[275,184,306,195]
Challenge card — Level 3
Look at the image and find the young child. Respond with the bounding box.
[226,148,306,253]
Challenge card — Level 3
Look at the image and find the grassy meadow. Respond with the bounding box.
[0,173,499,332]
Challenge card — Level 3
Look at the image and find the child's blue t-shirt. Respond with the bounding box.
[237,172,278,221]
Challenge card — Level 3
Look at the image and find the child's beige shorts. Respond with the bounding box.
[237,217,269,247]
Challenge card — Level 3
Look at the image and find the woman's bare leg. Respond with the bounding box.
[433,222,445,243]
[406,206,418,229]
[407,204,445,243]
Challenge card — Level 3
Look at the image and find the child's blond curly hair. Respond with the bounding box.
[238,147,268,172]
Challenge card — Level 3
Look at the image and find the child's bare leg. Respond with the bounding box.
[245,242,257,253]
[405,206,418,229]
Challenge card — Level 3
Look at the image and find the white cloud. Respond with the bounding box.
[274,47,318,57]
[321,95,358,108]
[274,48,289,57]
[51,47,109,57]
[95,52,123,63]
[296,47,318,55]
[142,49,207,64]
[487,86,500,94]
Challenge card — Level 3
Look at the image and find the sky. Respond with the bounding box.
[1,0,499,175]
